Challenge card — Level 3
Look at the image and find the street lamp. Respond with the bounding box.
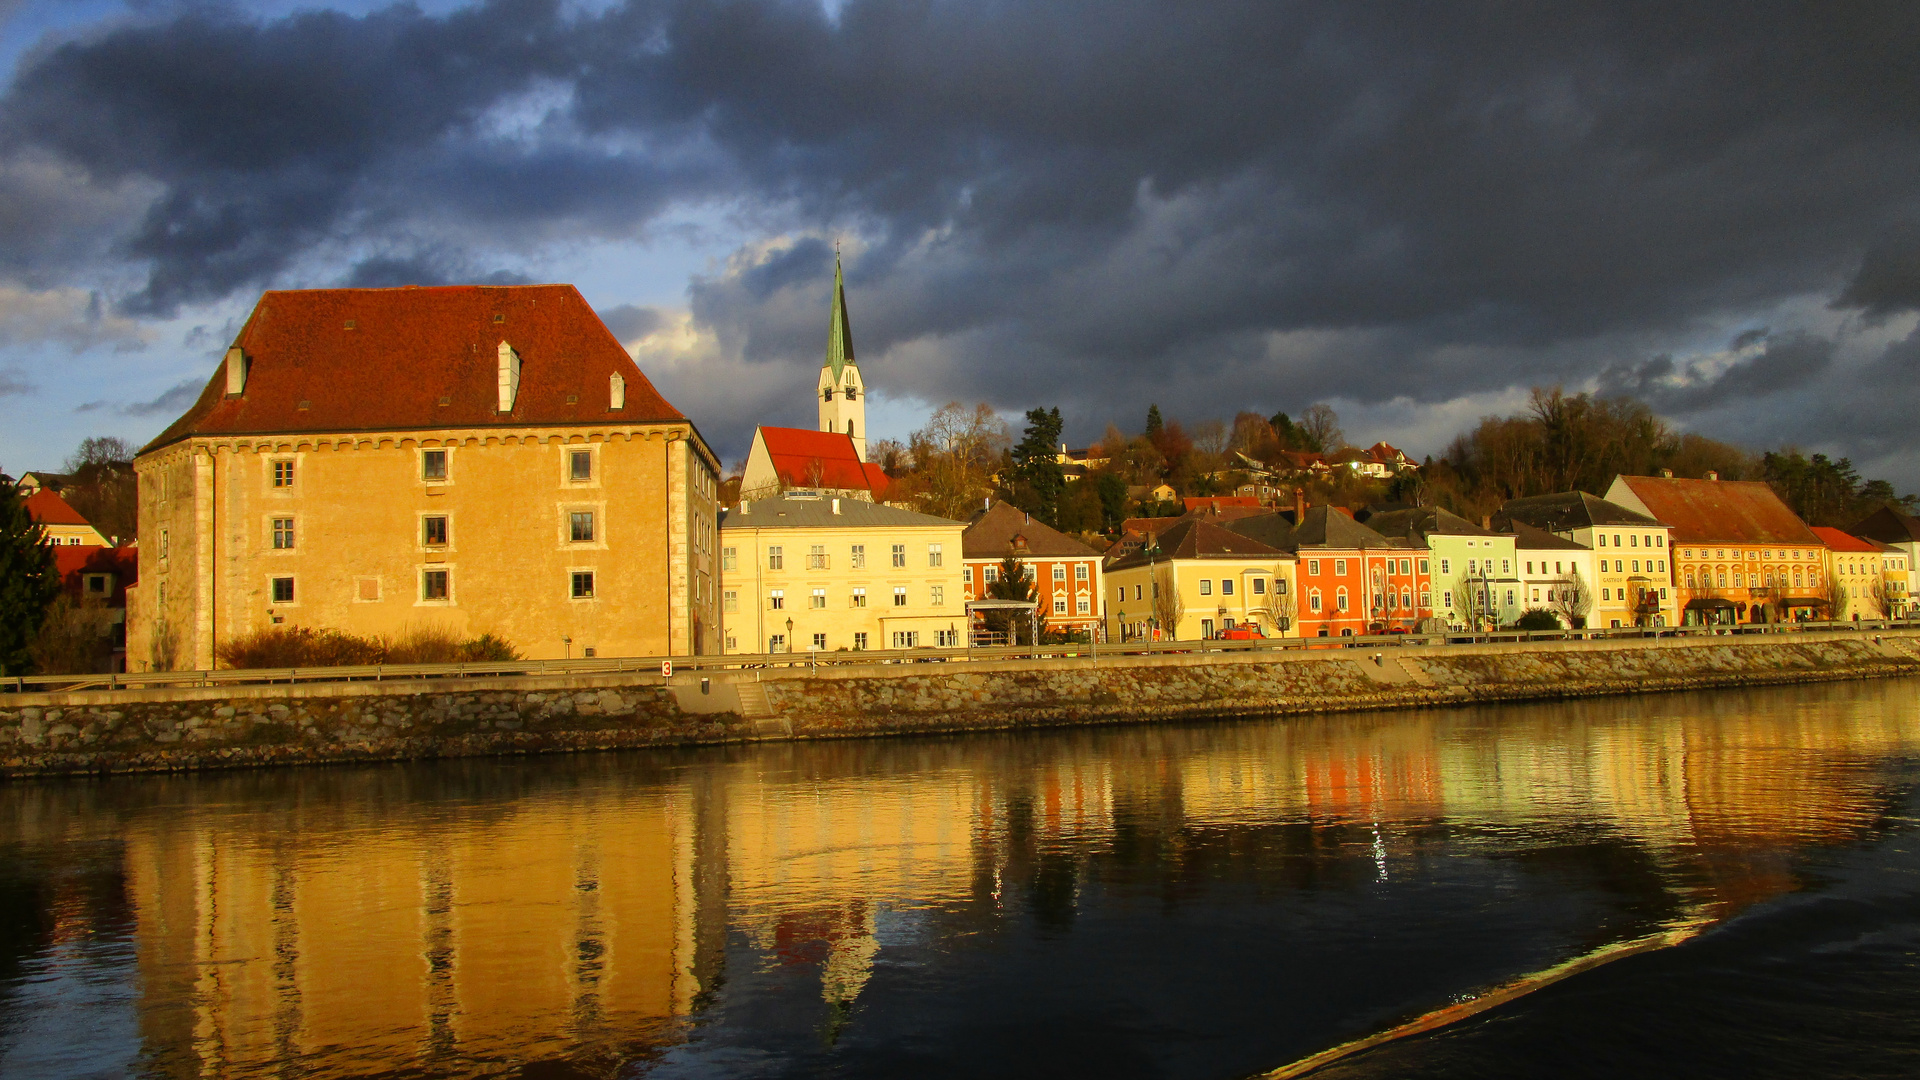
[785,616,794,654]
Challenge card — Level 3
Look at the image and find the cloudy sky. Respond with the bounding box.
[2,0,1919,487]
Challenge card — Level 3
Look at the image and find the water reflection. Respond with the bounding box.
[2,679,1916,1079]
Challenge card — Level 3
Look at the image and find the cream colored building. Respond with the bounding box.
[128,284,720,669]
[1812,527,1888,620]
[23,487,109,546]
[719,494,967,653]
[1496,490,1679,628]
[1102,517,1299,642]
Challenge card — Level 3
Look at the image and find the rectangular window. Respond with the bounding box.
[811,632,827,651]
[893,586,908,607]
[1335,559,1348,576]
[271,517,294,549]
[1200,579,1213,596]
[1419,559,1429,575]
[272,460,294,487]
[1310,591,1323,612]
[985,566,999,582]
[1054,598,1067,614]
[1399,558,1411,575]
[1440,558,1451,574]
[892,543,907,568]
[809,544,828,569]
[1502,560,1511,574]
[1443,590,1453,609]
[424,516,449,546]
[769,589,784,609]
[768,546,783,570]
[851,544,866,569]
[570,571,595,599]
[1135,584,1143,601]
[722,546,738,571]
[271,576,295,603]
[892,631,921,648]
[420,569,450,601]
[1077,596,1091,614]
[1252,578,1266,595]
[769,634,786,653]
[570,511,595,543]
[851,587,867,607]
[1076,563,1089,580]
[1222,579,1234,596]
[854,632,868,651]
[160,529,169,560]
[570,450,592,481]
[929,543,944,567]
[1309,559,1321,575]
[931,585,945,606]
[422,450,447,480]
[1052,564,1066,582]
[936,630,958,647]
[723,589,739,613]
[810,588,827,609]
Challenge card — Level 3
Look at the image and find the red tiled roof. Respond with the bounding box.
[23,488,89,526]
[1810,526,1877,553]
[963,500,1101,559]
[1613,476,1820,546]
[145,285,685,452]
[757,427,890,497]
[1183,496,1262,512]
[53,545,138,602]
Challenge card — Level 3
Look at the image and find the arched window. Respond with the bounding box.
[1336,587,1349,612]
[847,420,855,439]
[1685,569,1696,587]
[1309,590,1323,612]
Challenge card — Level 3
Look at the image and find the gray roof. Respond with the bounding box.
[721,494,961,530]
[1225,506,1398,551]
[1507,520,1590,551]
[1362,505,1497,542]
[1494,491,1664,532]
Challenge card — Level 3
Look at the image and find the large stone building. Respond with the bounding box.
[719,493,966,653]
[129,284,721,668]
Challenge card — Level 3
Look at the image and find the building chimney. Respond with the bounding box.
[1705,470,1719,481]
[497,341,521,413]
[1482,514,1492,529]
[1293,487,1306,522]
[223,347,248,396]
[609,371,626,410]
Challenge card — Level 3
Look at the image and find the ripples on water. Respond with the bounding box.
[2,680,1919,1079]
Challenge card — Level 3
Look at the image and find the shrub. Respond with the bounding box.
[1511,608,1564,631]
[213,625,522,669]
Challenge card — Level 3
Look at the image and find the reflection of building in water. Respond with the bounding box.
[120,787,713,1076]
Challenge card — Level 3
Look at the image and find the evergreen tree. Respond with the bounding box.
[1145,404,1164,437]
[1010,406,1066,526]
[1095,473,1129,532]
[0,488,61,675]
[985,551,1041,644]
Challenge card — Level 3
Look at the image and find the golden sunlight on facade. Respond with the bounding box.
[127,285,720,667]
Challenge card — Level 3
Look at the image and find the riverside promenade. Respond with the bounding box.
[5,625,1919,778]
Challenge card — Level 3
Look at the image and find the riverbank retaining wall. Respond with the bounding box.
[5,632,1919,777]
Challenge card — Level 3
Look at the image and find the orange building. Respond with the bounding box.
[961,500,1104,636]
[1228,505,1430,637]
[1607,473,1824,625]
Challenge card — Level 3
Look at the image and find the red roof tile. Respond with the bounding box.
[757,427,890,497]
[1810,526,1877,553]
[52,545,138,603]
[145,285,685,451]
[1612,476,1820,546]
[23,488,89,526]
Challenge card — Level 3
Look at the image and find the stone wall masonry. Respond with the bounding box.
[4,631,1919,778]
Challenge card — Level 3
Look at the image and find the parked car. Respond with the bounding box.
[1215,625,1266,641]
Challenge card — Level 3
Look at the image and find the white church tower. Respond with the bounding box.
[817,256,867,461]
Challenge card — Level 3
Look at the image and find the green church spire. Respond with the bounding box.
[825,256,855,383]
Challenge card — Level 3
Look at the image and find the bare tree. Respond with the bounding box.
[1300,403,1345,452]
[1152,568,1184,639]
[1267,579,1298,635]
[1817,573,1849,621]
[1453,567,1492,631]
[900,402,1009,519]
[1862,576,1888,620]
[1552,566,1593,629]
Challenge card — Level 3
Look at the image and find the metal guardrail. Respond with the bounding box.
[8,618,1920,696]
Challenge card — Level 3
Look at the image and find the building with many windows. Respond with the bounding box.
[1359,506,1505,631]
[718,493,965,653]
[127,284,721,668]
[1493,490,1678,627]
[1810,527,1891,621]
[1102,518,1296,642]
[1606,473,1823,625]
[1504,522,1601,628]
[1850,505,1920,618]
[1227,505,1423,637]
[961,500,1104,637]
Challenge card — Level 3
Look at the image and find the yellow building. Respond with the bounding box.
[1851,506,1920,618]
[719,493,967,653]
[1607,473,1824,625]
[128,284,721,669]
[22,487,109,546]
[1812,527,1889,620]
[1102,517,1298,642]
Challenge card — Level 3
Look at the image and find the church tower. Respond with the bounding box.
[817,256,867,461]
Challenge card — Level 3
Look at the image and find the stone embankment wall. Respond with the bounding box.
[4,632,1919,778]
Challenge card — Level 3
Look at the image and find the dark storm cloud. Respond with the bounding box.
[7,0,1920,460]
[122,377,202,417]
[1600,331,1835,413]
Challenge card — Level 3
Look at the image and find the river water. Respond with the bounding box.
[4,679,1920,1079]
